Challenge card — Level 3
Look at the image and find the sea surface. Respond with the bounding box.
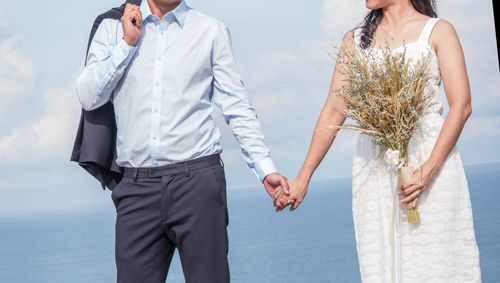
[0,162,499,282]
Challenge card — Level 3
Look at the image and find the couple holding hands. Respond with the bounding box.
[73,0,481,282]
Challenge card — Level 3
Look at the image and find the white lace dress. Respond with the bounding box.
[351,18,481,283]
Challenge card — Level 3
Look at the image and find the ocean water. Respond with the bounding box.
[0,162,499,282]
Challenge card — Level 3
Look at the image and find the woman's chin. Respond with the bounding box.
[365,0,385,10]
[365,4,380,10]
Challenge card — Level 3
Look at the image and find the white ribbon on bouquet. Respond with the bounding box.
[384,149,406,171]
[384,149,405,283]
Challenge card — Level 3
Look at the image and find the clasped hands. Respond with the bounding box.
[263,173,309,212]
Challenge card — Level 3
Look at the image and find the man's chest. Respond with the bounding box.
[122,21,214,79]
[111,20,216,113]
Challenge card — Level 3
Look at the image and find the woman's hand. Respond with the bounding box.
[399,159,442,208]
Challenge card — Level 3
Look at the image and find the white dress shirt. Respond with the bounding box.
[76,0,276,181]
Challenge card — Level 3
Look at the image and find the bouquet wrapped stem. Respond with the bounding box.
[397,164,420,223]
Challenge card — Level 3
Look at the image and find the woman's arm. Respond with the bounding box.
[400,20,472,206]
[277,32,354,211]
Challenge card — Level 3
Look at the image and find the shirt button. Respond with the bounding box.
[157,56,162,60]
[154,109,158,113]
[153,137,157,140]
[155,82,159,86]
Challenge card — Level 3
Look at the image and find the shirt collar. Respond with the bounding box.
[140,0,188,29]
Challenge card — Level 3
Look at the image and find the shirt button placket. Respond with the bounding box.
[150,20,167,166]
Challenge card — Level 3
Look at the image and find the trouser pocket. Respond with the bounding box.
[111,179,125,210]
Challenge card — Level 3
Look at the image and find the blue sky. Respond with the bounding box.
[0,0,498,215]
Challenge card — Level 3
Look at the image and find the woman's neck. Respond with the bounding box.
[381,0,418,28]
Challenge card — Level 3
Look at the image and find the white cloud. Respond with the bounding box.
[488,75,500,98]
[0,76,81,164]
[243,43,331,122]
[0,35,36,122]
[321,0,367,39]
[468,71,500,114]
[438,0,492,36]
[0,10,7,29]
[248,47,318,86]
[462,116,500,139]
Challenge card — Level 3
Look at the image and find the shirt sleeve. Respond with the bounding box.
[211,23,277,182]
[76,19,137,111]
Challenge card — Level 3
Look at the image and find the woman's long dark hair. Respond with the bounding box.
[359,0,438,49]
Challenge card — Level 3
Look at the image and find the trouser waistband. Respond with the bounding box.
[121,154,222,179]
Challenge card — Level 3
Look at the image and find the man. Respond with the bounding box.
[75,0,289,282]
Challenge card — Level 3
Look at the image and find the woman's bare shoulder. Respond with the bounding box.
[432,19,458,41]
[341,29,359,50]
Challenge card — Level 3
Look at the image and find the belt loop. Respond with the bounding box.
[133,168,138,182]
[184,162,190,177]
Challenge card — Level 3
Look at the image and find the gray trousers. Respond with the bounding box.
[111,154,230,283]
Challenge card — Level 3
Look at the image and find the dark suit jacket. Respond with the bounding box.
[70,0,142,190]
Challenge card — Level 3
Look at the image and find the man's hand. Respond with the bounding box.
[121,3,142,46]
[263,173,290,201]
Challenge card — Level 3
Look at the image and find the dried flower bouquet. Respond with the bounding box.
[325,41,432,223]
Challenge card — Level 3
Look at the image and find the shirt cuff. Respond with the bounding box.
[251,157,277,182]
[111,38,137,69]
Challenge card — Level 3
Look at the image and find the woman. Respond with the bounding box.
[276,0,482,281]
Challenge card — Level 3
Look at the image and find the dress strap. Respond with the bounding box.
[353,27,363,47]
[417,18,440,45]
